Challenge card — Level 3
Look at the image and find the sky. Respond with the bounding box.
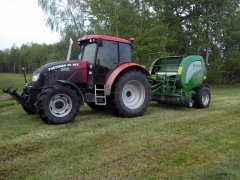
[0,0,60,50]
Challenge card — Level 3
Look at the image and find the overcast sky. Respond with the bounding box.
[0,0,60,50]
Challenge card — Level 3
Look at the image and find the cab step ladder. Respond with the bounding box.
[95,84,106,105]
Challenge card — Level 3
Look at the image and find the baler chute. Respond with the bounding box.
[149,55,211,108]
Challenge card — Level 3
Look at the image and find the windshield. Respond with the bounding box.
[78,43,97,64]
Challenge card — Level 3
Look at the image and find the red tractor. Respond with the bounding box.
[4,35,151,124]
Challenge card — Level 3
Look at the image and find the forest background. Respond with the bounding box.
[1,0,240,84]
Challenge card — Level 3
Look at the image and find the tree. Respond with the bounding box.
[38,0,89,37]
[9,45,20,73]
[1,0,240,84]
[88,0,168,65]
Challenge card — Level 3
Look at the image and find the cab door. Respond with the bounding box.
[93,40,119,84]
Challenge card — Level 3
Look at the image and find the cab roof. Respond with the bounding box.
[78,35,132,45]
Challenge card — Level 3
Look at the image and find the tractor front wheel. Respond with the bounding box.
[21,91,37,115]
[22,105,37,115]
[36,85,80,124]
[113,70,151,117]
[193,86,211,108]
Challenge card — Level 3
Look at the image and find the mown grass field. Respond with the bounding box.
[0,73,240,179]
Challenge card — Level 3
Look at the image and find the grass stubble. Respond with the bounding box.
[0,73,239,179]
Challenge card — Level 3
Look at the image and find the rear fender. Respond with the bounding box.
[57,80,84,105]
[105,63,149,96]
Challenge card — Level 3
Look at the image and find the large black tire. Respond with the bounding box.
[112,70,151,117]
[193,86,211,108]
[21,91,37,115]
[22,105,37,115]
[35,85,80,124]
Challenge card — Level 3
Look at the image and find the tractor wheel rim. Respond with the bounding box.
[49,94,72,117]
[202,91,210,106]
[122,80,145,110]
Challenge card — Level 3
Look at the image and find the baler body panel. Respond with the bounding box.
[177,55,206,91]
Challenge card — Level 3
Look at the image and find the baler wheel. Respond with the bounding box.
[193,86,211,108]
[36,84,80,124]
[112,70,151,117]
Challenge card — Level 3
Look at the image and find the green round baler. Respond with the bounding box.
[149,55,211,108]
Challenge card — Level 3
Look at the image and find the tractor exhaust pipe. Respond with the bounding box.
[67,38,73,61]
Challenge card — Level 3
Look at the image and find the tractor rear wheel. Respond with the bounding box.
[112,70,151,117]
[36,85,80,124]
[193,86,211,108]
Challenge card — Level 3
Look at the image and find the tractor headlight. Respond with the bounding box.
[32,73,40,82]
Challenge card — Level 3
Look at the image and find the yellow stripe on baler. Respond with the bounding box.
[178,67,183,75]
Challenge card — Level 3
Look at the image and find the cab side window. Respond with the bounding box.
[119,43,131,64]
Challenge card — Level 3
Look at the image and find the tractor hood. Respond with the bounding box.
[32,60,88,85]
[33,60,85,74]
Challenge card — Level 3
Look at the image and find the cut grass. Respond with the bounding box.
[0,73,240,179]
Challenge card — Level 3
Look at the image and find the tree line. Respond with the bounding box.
[0,41,68,74]
[1,0,240,84]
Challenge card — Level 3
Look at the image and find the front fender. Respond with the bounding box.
[105,63,149,95]
[57,80,84,105]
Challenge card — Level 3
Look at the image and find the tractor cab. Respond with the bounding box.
[77,35,132,84]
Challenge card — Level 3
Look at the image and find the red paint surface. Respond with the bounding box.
[77,60,88,83]
[78,35,132,45]
[78,60,87,69]
[105,63,146,95]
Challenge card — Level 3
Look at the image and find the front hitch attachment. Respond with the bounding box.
[3,87,25,105]
[3,87,37,114]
